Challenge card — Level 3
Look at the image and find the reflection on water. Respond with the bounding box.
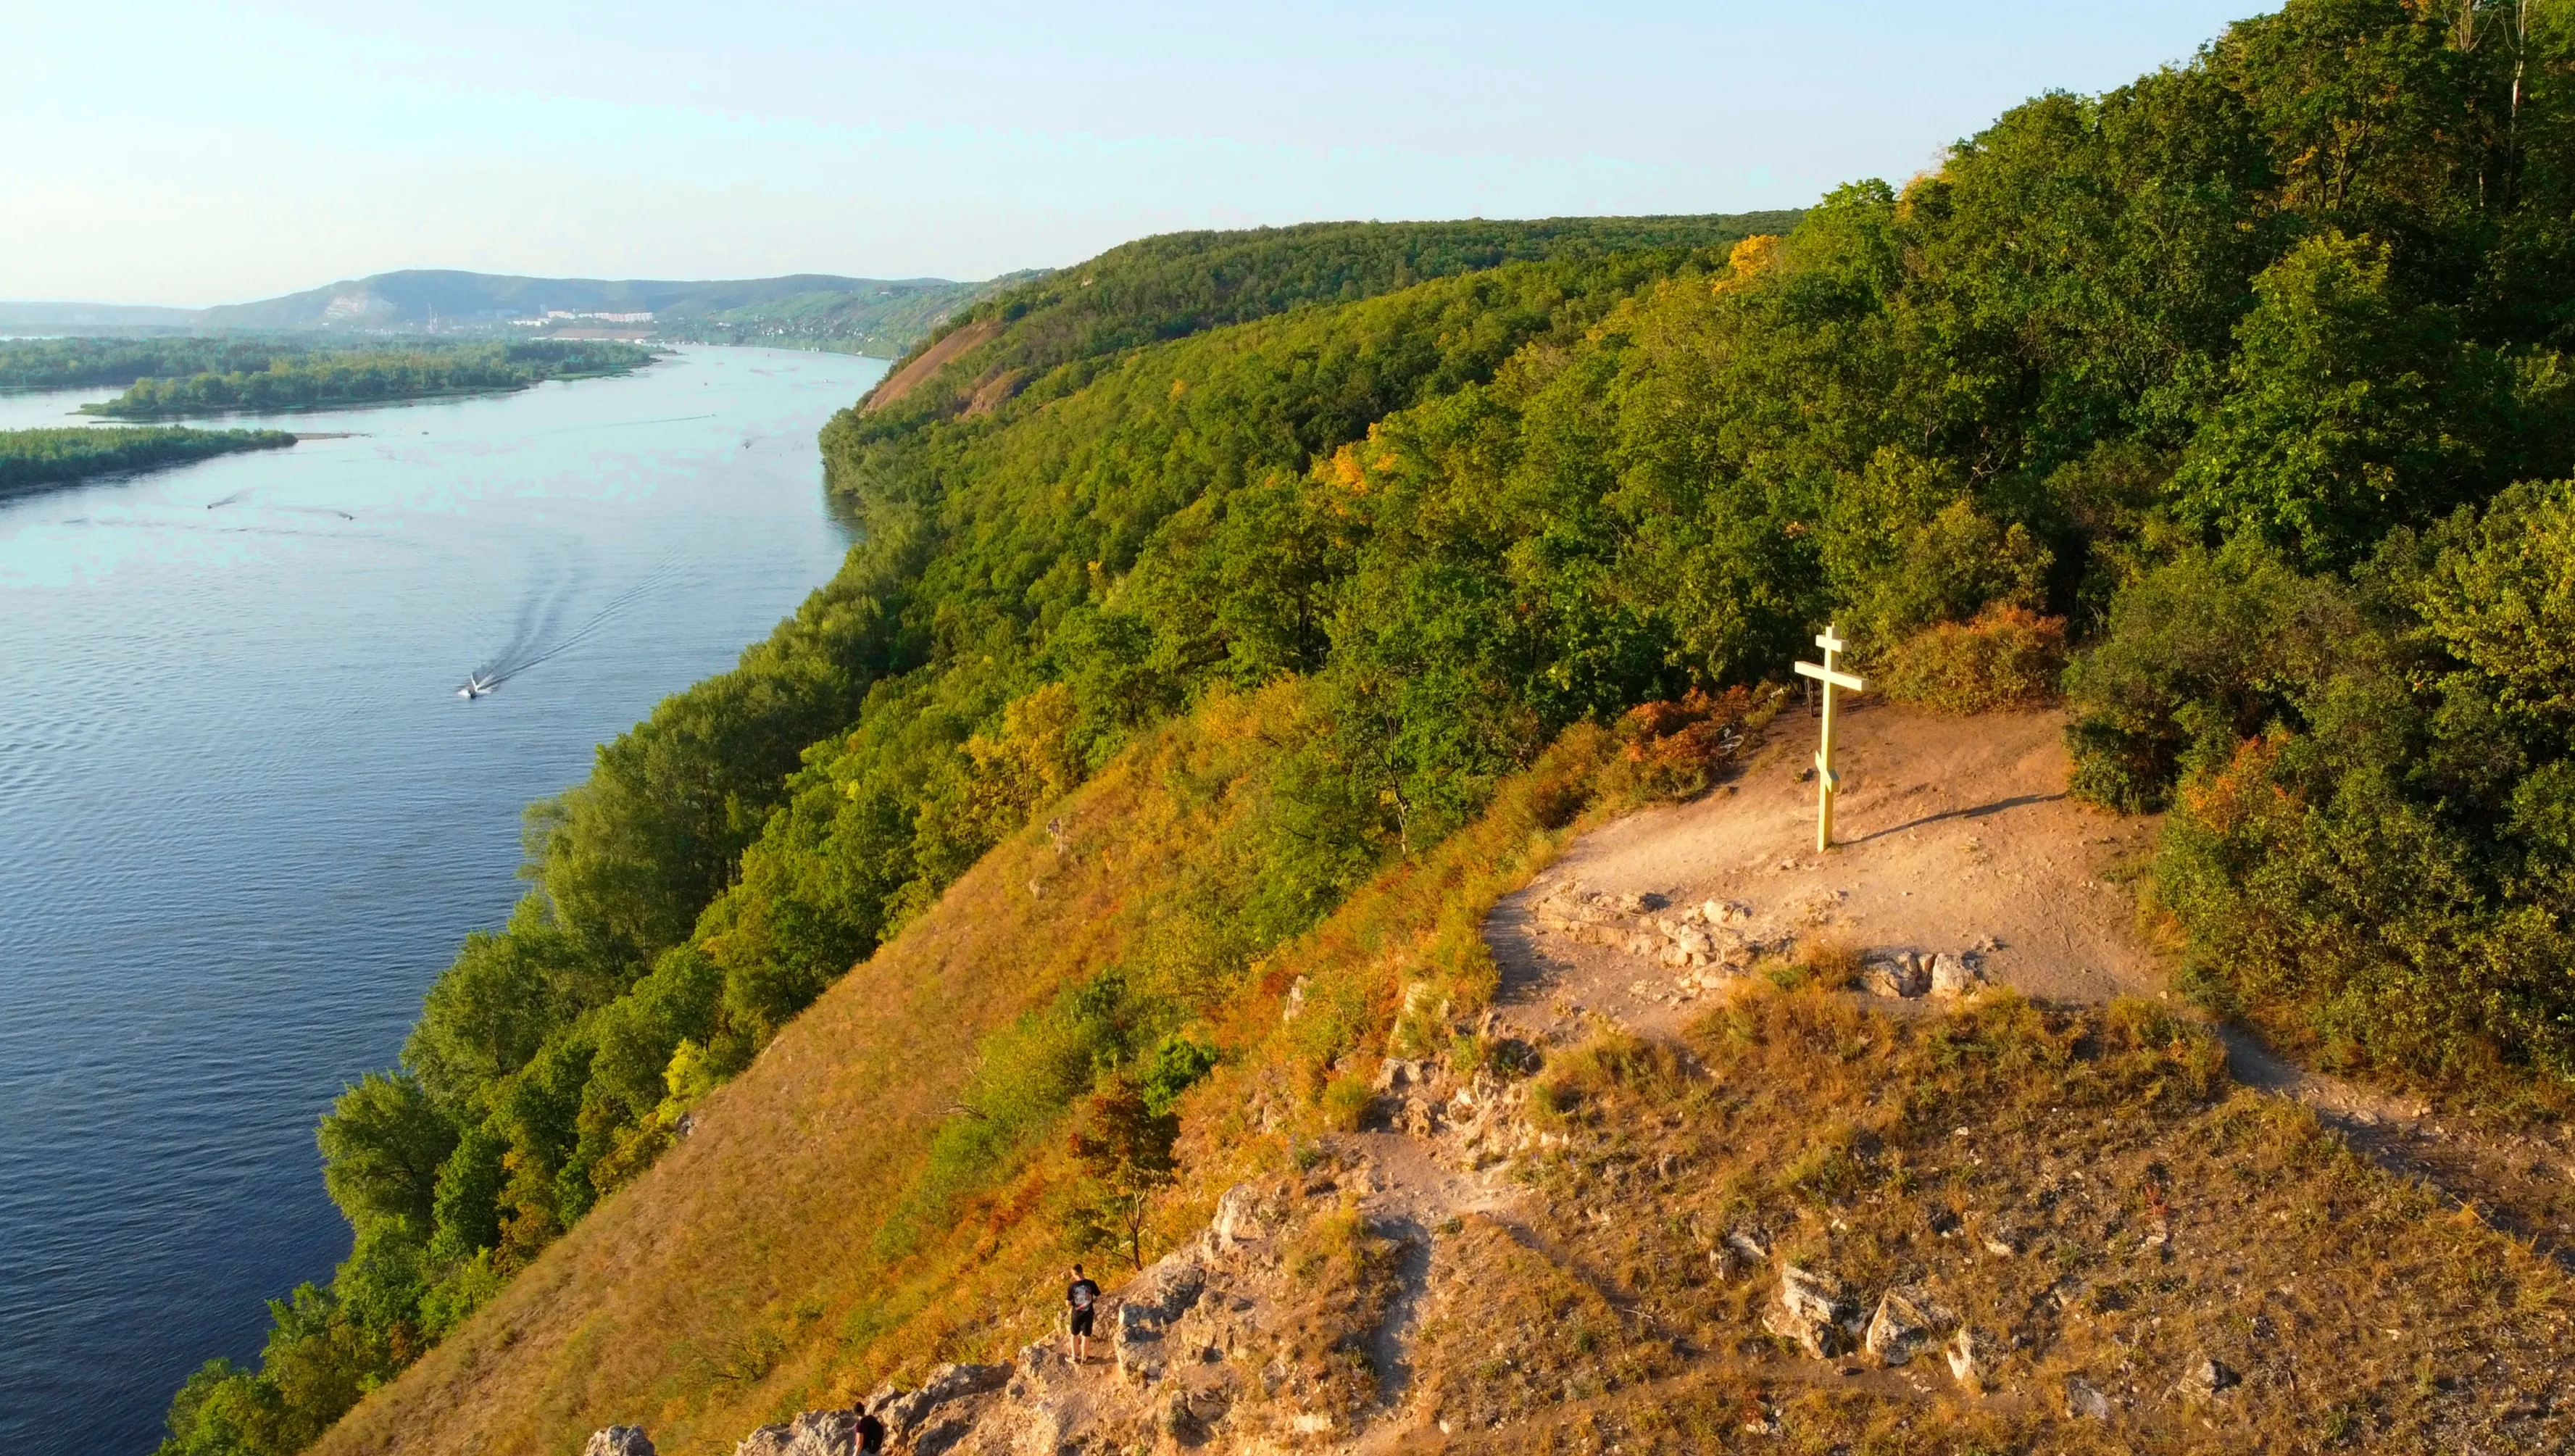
[0,348,883,1456]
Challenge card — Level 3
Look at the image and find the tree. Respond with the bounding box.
[316,1073,459,1233]
[1062,1076,1179,1270]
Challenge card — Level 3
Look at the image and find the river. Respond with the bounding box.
[0,347,886,1456]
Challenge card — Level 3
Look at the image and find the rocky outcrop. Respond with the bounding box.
[1761,1265,1861,1358]
[1861,1285,1955,1366]
[583,1428,655,1456]
[1534,883,1793,992]
[861,1363,1009,1455]
[1863,948,1987,999]
[733,1409,856,1456]
[1112,1256,1208,1386]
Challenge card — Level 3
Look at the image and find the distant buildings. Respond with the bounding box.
[511,310,655,326]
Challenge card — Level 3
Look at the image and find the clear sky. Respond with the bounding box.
[3,1,2262,306]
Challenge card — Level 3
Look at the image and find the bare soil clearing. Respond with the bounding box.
[1488,702,2160,1042]
[861,318,999,413]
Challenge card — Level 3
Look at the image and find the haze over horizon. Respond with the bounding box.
[7,1,2253,308]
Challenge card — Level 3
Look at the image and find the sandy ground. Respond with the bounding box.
[1485,699,2163,1040]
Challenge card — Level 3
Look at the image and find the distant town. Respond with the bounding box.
[512,310,654,325]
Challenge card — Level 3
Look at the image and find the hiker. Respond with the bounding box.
[854,1402,886,1455]
[1065,1263,1101,1363]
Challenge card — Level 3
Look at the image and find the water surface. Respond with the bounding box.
[0,348,883,1455]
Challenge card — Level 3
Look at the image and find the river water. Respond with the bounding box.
[0,348,884,1456]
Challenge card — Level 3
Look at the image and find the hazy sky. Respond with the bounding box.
[4,1,2260,305]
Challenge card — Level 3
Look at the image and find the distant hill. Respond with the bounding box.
[0,301,199,331]
[2,271,1023,359]
[188,269,983,331]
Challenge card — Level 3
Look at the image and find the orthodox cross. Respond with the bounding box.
[1793,625,1866,851]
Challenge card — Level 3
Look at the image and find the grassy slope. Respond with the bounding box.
[312,686,2575,1454]
[309,688,1315,1455]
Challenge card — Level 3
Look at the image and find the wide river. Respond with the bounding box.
[0,348,886,1456]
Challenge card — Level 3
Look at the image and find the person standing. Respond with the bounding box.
[1065,1264,1101,1363]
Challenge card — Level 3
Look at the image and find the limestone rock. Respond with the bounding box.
[1763,1265,1858,1358]
[585,1428,655,1456]
[733,1410,854,1456]
[1863,952,1929,998]
[2181,1357,2239,1399]
[1944,1327,1986,1391]
[1929,952,1983,997]
[2064,1376,2114,1420]
[873,1365,1010,1441]
[1112,1249,1210,1385]
[1211,1183,1280,1249]
[1863,1285,1955,1367]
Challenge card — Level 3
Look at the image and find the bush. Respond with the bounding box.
[1876,606,2068,713]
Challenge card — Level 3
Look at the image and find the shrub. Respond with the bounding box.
[1876,606,2068,713]
[1317,1071,1376,1132]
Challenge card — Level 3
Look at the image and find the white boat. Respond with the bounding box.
[458,674,495,699]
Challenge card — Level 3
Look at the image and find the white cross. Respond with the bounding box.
[1793,625,1866,851]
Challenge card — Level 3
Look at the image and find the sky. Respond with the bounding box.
[1,1,2263,306]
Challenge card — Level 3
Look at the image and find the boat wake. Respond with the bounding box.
[459,554,681,700]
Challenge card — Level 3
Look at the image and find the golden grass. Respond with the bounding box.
[1407,988,2575,1453]
[308,686,1326,1456]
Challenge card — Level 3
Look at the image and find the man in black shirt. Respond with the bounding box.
[854,1402,886,1455]
[1066,1264,1101,1363]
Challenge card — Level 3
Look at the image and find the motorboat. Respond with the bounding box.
[458,674,495,699]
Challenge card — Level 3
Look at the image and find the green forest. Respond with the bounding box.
[161,3,2575,1452]
[0,426,294,496]
[0,338,323,389]
[648,275,1033,357]
[69,340,654,417]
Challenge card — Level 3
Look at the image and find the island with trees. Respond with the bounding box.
[68,340,655,418]
[0,426,296,498]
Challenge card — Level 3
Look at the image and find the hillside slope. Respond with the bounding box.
[320,697,2575,1455]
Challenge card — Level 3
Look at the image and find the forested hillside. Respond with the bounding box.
[162,3,2575,1451]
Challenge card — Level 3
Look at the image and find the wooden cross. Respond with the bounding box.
[1793,625,1866,851]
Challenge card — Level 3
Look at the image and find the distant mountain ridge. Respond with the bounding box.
[190,270,979,330]
[0,270,1020,357]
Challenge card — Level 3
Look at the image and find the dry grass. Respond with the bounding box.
[307,686,1324,1456]
[1402,988,2575,1454]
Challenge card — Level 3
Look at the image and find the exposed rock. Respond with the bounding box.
[2064,1376,2114,1420]
[1113,1249,1210,1385]
[733,1410,854,1456]
[2181,1356,2240,1399]
[1863,952,1929,998]
[1704,899,1752,925]
[1211,1183,1280,1249]
[1724,1228,1770,1265]
[1371,1057,1429,1094]
[1979,1222,2020,1257]
[1763,1265,1858,1358]
[1863,1285,1955,1366]
[1929,952,1983,997]
[1944,1327,1986,1391]
[584,1428,655,1456]
[872,1365,1010,1441]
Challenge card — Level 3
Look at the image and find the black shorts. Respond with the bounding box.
[1070,1307,1095,1336]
